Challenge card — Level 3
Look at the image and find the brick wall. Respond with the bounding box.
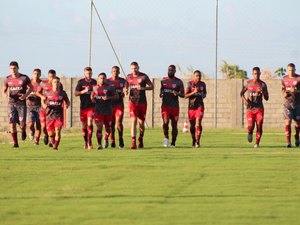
[0,77,284,129]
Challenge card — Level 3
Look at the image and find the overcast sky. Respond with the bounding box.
[1,0,300,78]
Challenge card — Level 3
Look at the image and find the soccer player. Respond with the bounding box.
[108,66,127,148]
[160,65,184,148]
[240,67,269,148]
[26,68,42,145]
[185,70,207,148]
[36,69,62,146]
[125,62,154,149]
[43,77,70,150]
[91,73,118,150]
[75,67,97,149]
[2,61,33,148]
[281,63,300,148]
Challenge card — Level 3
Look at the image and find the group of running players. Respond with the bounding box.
[2,61,299,150]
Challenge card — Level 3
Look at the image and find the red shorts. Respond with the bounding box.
[246,109,264,125]
[46,118,63,133]
[94,114,112,127]
[40,108,46,124]
[161,106,179,123]
[112,105,124,121]
[129,102,147,121]
[80,107,94,123]
[188,107,204,121]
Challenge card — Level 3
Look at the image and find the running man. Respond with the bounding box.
[160,65,184,147]
[240,67,269,148]
[185,70,207,148]
[281,63,300,148]
[26,68,42,145]
[75,67,97,149]
[43,77,70,150]
[108,66,127,148]
[125,62,153,149]
[91,73,118,150]
[2,61,33,148]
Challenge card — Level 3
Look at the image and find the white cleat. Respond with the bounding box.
[163,138,169,148]
[254,144,259,148]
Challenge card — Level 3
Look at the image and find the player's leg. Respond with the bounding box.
[27,108,35,140]
[40,109,48,145]
[53,123,62,150]
[195,107,204,147]
[104,115,112,149]
[18,105,27,141]
[254,109,264,147]
[110,107,117,147]
[46,120,55,148]
[115,108,124,148]
[95,114,104,150]
[294,105,300,147]
[161,106,170,147]
[80,109,88,148]
[129,102,138,149]
[35,110,41,145]
[87,112,94,149]
[9,105,19,147]
[246,110,255,143]
[283,106,293,147]
[137,104,147,149]
[188,109,196,147]
[170,108,179,147]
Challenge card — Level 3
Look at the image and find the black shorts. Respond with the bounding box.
[27,107,41,127]
[8,104,27,126]
[283,104,300,123]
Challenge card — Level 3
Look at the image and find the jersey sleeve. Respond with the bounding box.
[75,80,82,92]
[240,82,248,97]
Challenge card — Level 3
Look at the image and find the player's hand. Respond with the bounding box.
[19,94,26,100]
[101,95,108,100]
[124,88,128,95]
[83,87,89,94]
[193,88,199,94]
[172,90,178,96]
[2,92,8,98]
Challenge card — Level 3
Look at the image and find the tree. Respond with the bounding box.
[220,60,247,79]
[176,65,209,79]
[275,67,286,77]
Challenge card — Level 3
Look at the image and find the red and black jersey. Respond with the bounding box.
[240,79,268,109]
[75,78,97,109]
[185,80,207,109]
[108,77,127,107]
[27,79,42,108]
[4,73,31,105]
[282,75,300,106]
[91,84,116,115]
[45,90,69,120]
[126,72,151,104]
[160,76,184,108]
[39,80,64,96]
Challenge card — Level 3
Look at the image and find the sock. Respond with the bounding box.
[295,126,300,139]
[248,125,254,134]
[11,132,18,145]
[117,124,123,140]
[87,125,93,146]
[195,125,201,143]
[190,125,196,144]
[50,135,55,145]
[30,127,35,136]
[82,128,88,144]
[96,130,102,145]
[171,125,178,145]
[256,123,263,145]
[285,125,291,144]
[54,137,61,149]
[163,123,169,139]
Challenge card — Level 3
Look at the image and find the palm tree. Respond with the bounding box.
[220,60,247,79]
[275,67,286,77]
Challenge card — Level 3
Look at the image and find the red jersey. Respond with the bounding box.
[160,76,184,108]
[4,73,31,105]
[75,78,97,109]
[39,79,63,95]
[45,90,69,120]
[108,77,127,107]
[91,84,116,115]
[240,79,268,110]
[185,80,207,109]
[27,79,42,108]
[126,72,151,104]
[282,75,300,106]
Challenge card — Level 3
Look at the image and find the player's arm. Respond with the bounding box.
[202,84,207,99]
[281,82,289,98]
[90,89,96,103]
[74,82,88,96]
[63,93,71,109]
[124,80,129,95]
[184,83,197,99]
[240,85,249,106]
[262,84,269,101]
[20,82,34,100]
[144,76,154,91]
[159,80,164,98]
[2,81,8,98]
[174,80,185,98]
[36,87,47,101]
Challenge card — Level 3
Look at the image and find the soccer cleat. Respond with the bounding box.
[287,144,292,148]
[111,141,116,148]
[13,143,19,148]
[195,142,200,148]
[53,147,58,151]
[170,145,176,148]
[163,138,169,148]
[138,138,144,148]
[34,141,39,146]
[97,145,103,150]
[87,144,93,150]
[119,138,124,148]
[247,133,253,143]
[104,139,109,149]
[130,143,137,149]
[21,131,27,141]
[295,135,300,147]
[254,144,259,148]
[192,140,196,147]
[44,135,49,145]
[49,143,53,148]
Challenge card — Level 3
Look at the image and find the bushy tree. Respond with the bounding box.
[220,60,247,79]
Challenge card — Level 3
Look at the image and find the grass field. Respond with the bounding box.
[0,128,300,225]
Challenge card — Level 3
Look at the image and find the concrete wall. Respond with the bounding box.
[0,78,284,129]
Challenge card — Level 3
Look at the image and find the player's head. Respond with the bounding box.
[52,76,60,90]
[252,67,261,81]
[48,69,56,81]
[193,70,202,82]
[168,65,176,78]
[9,61,19,75]
[84,67,93,80]
[111,66,120,78]
[98,72,107,85]
[32,68,41,81]
[130,62,139,75]
[287,63,296,76]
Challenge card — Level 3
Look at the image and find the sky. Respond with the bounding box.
[1,0,300,78]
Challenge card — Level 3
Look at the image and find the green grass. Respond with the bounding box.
[0,128,300,225]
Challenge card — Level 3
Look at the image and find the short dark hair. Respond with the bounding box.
[98,72,107,78]
[33,68,41,74]
[194,70,201,75]
[52,76,60,81]
[9,61,19,68]
[252,67,260,72]
[48,69,56,75]
[287,63,296,68]
[130,62,139,67]
[84,66,92,72]
[169,65,176,70]
[112,66,120,71]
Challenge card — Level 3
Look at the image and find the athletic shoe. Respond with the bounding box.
[44,135,49,145]
[34,141,39,146]
[84,143,88,149]
[119,138,124,148]
[87,145,93,150]
[254,144,259,148]
[295,135,300,147]
[53,147,58,151]
[13,143,19,148]
[170,145,176,148]
[247,133,253,143]
[192,141,196,147]
[21,131,27,141]
[163,138,169,148]
[195,142,200,148]
[138,138,144,148]
[104,139,109,149]
[97,145,103,150]
[111,141,116,148]
[287,144,292,148]
[130,143,137,149]
[49,143,53,148]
